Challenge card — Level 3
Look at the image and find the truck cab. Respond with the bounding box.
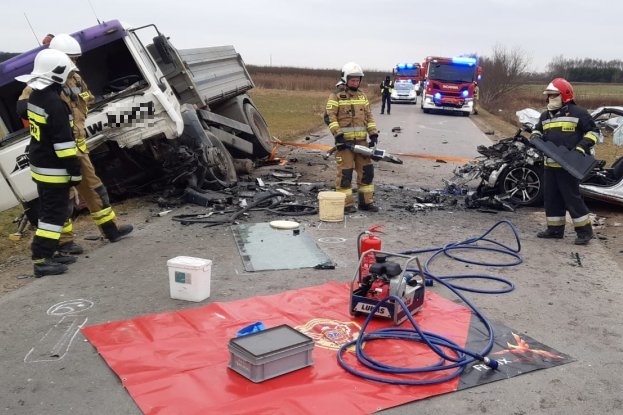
[0,20,272,215]
[420,56,480,116]
[392,63,422,96]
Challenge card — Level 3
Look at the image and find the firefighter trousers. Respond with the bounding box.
[543,167,592,231]
[32,184,71,260]
[59,149,118,245]
[335,140,375,207]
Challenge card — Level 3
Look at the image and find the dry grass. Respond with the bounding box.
[249,87,380,141]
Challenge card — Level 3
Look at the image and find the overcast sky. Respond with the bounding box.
[1,0,620,74]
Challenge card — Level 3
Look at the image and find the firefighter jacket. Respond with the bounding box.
[379,80,393,96]
[18,70,94,152]
[26,84,81,185]
[326,85,377,141]
[532,103,599,168]
[62,71,95,151]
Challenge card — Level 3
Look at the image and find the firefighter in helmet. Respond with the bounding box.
[15,49,81,276]
[17,34,133,255]
[530,78,598,245]
[325,62,379,213]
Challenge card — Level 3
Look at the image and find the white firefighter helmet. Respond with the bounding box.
[15,49,76,90]
[341,61,364,82]
[49,33,82,57]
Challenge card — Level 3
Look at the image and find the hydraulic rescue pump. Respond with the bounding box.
[350,251,425,325]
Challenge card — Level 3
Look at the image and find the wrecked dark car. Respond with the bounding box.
[445,107,623,210]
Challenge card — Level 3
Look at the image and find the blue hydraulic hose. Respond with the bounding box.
[338,220,521,385]
[402,219,521,294]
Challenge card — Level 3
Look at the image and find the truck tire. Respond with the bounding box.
[244,103,273,158]
[200,129,238,189]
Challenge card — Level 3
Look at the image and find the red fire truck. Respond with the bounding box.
[392,63,422,95]
[419,56,482,116]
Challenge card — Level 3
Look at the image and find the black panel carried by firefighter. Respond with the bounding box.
[530,136,598,181]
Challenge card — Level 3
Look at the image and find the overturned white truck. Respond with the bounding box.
[0,20,273,222]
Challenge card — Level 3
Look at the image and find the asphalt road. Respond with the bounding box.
[1,102,622,415]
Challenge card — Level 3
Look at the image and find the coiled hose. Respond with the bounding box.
[337,220,521,385]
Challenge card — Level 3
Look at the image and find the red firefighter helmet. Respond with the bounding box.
[543,78,574,104]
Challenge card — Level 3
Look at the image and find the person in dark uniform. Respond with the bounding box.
[17,34,133,255]
[530,78,599,245]
[379,75,393,114]
[15,49,81,277]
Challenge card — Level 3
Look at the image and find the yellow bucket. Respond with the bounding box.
[318,191,346,222]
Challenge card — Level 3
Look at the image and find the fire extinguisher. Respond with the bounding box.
[357,225,384,279]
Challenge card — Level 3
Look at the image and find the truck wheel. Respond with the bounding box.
[201,130,238,189]
[497,164,544,206]
[244,103,273,158]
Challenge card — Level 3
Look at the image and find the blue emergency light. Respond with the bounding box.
[462,90,469,98]
[452,56,477,66]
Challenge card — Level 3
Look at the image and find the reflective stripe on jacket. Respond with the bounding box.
[533,103,599,168]
[27,86,81,185]
[62,71,95,151]
[326,86,377,141]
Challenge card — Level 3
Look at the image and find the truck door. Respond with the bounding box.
[146,35,204,107]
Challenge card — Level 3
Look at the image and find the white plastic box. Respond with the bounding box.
[167,256,212,302]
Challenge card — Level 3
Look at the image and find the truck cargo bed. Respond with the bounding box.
[165,46,254,107]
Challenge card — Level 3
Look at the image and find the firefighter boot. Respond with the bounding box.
[536,226,564,239]
[358,193,379,212]
[101,222,134,243]
[34,259,69,278]
[57,241,84,255]
[344,205,358,214]
[574,225,594,245]
[52,252,78,265]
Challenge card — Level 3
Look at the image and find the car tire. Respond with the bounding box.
[497,164,544,206]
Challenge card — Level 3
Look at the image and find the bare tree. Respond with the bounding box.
[546,55,569,79]
[480,44,530,105]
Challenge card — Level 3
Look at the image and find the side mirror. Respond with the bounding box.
[153,35,174,65]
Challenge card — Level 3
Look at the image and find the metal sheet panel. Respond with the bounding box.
[178,46,254,106]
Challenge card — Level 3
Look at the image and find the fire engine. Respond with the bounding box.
[420,56,482,116]
[392,63,422,95]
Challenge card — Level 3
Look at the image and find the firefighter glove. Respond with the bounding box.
[334,133,346,149]
[529,132,544,141]
[368,134,378,148]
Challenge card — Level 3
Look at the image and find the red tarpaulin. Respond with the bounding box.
[82,282,472,414]
[83,281,572,414]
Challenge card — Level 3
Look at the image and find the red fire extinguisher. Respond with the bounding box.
[358,225,384,279]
